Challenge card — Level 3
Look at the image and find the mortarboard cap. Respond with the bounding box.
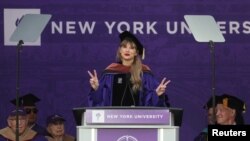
[46,114,66,125]
[218,94,246,113]
[9,108,27,117]
[119,31,145,59]
[10,93,40,107]
[203,95,220,110]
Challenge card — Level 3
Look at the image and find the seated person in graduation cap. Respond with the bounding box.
[10,93,48,136]
[88,31,171,107]
[194,95,220,141]
[0,108,46,141]
[216,94,246,125]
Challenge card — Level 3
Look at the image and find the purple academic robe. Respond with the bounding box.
[0,127,47,141]
[88,63,170,107]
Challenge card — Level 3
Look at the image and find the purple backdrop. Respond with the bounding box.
[1,0,250,141]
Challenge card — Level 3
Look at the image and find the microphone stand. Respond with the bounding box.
[209,40,216,124]
[16,40,24,141]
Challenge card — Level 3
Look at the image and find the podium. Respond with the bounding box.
[72,107,183,141]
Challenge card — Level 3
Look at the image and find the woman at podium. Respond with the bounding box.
[87,31,171,107]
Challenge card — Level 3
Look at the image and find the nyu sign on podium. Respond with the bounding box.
[73,107,183,141]
[85,108,170,125]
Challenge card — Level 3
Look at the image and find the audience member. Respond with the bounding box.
[0,108,46,141]
[216,93,246,125]
[45,114,75,141]
[194,95,220,141]
[10,93,48,136]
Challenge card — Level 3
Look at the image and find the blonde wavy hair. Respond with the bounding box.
[116,39,143,92]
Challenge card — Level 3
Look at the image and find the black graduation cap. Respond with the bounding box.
[119,31,145,59]
[10,93,40,107]
[203,95,220,110]
[218,94,246,113]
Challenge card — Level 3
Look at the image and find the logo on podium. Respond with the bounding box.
[117,135,138,141]
[92,110,105,123]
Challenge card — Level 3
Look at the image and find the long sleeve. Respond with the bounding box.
[88,74,113,106]
[141,72,169,107]
[88,71,170,107]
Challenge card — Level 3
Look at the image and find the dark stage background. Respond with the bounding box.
[1,0,249,141]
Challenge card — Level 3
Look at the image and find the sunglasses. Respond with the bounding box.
[25,108,38,114]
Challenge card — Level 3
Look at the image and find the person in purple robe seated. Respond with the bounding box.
[0,108,46,141]
[10,93,49,136]
[87,31,171,107]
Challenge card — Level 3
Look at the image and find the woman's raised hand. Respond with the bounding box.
[87,70,99,91]
[156,77,171,96]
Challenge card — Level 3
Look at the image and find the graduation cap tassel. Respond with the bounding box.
[243,104,246,113]
[142,48,145,60]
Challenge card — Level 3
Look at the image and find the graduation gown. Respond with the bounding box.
[194,128,208,141]
[0,127,46,141]
[88,63,170,107]
[30,123,49,137]
[45,134,75,141]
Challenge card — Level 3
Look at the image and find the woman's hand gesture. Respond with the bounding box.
[87,70,99,91]
[156,77,171,96]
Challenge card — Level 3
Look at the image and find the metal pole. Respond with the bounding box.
[209,40,216,124]
[16,40,23,141]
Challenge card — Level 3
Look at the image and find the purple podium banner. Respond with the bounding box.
[98,128,157,141]
[85,109,170,125]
